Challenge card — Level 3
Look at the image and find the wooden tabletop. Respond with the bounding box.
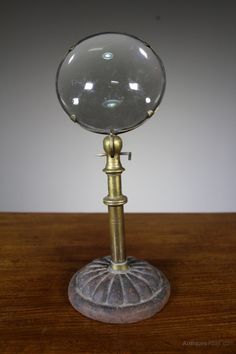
[0,213,235,353]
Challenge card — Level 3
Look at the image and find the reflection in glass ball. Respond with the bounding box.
[56,32,166,134]
[102,52,114,60]
[103,99,123,109]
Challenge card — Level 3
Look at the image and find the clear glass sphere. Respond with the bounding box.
[56,32,166,134]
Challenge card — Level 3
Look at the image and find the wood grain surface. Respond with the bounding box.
[0,213,235,354]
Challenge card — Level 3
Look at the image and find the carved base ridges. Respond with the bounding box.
[68,256,170,323]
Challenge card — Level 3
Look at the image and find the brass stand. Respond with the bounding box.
[68,134,170,323]
[103,135,128,270]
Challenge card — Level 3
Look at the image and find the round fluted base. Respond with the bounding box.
[68,256,170,323]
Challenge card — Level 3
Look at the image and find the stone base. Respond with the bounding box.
[68,256,170,323]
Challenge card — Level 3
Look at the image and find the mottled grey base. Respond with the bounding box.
[68,256,170,323]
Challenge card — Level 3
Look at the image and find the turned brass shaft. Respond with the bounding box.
[103,134,128,271]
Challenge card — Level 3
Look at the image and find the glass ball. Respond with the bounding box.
[56,32,166,134]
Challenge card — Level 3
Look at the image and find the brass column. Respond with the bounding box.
[102,134,129,271]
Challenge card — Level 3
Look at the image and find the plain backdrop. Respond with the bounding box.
[0,0,235,212]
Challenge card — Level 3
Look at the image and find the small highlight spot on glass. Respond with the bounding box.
[102,52,114,60]
[139,47,148,59]
[103,99,122,109]
[129,82,139,91]
[68,54,75,64]
[72,97,79,105]
[84,82,94,90]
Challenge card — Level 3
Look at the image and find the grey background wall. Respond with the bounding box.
[0,0,235,212]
